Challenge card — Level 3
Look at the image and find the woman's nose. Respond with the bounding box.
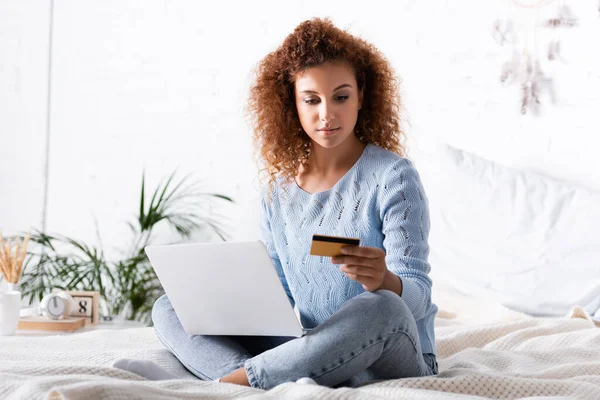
[319,101,335,122]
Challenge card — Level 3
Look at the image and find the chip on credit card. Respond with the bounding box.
[309,234,360,257]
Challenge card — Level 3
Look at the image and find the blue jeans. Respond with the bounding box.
[152,290,438,390]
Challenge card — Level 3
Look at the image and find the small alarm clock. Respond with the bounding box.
[39,291,75,320]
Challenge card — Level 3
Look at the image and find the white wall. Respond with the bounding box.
[2,0,599,259]
[0,0,50,238]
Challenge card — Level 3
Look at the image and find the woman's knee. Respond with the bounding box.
[151,294,175,331]
[354,290,411,325]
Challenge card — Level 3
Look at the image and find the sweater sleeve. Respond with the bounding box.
[259,192,295,308]
[378,159,433,320]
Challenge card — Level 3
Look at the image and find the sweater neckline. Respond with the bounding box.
[292,143,373,197]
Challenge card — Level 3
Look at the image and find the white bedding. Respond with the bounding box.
[416,143,600,318]
[1,283,599,400]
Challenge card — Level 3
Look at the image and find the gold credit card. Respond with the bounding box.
[309,234,360,257]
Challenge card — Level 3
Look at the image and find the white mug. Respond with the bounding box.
[0,290,21,336]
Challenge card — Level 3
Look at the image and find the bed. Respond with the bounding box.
[2,144,600,399]
[1,281,599,399]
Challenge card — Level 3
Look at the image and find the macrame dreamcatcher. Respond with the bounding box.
[492,0,584,115]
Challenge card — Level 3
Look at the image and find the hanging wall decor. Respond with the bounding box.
[492,0,581,115]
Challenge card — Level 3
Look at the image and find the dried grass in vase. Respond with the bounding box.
[0,232,31,290]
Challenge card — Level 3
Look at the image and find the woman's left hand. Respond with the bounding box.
[331,246,387,291]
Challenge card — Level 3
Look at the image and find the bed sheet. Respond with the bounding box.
[1,283,599,400]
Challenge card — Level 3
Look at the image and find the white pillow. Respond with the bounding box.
[416,143,600,317]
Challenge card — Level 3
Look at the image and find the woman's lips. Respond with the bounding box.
[319,128,340,136]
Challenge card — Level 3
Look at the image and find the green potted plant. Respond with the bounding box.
[16,170,233,325]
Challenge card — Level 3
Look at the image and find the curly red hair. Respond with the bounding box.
[246,17,405,190]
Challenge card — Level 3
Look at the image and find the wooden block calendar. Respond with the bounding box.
[67,290,100,326]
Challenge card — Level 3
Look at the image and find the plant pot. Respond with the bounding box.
[0,290,21,336]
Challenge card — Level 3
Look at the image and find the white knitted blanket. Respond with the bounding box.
[1,284,599,400]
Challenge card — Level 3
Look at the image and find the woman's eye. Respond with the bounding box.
[303,95,348,105]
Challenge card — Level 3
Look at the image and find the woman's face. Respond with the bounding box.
[294,62,363,149]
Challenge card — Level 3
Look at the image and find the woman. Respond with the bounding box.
[114,17,438,389]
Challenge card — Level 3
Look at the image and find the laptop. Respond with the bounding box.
[145,240,308,337]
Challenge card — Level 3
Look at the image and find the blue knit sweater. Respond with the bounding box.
[260,143,437,355]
